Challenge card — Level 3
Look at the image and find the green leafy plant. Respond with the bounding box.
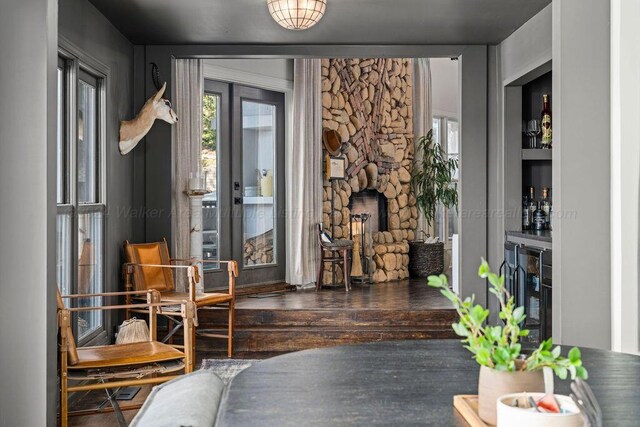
[428,259,587,380]
[411,129,458,227]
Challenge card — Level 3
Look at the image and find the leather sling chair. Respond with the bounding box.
[123,239,238,362]
[57,287,196,427]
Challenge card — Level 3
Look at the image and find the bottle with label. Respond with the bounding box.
[540,187,551,229]
[527,186,537,228]
[522,194,531,230]
[533,203,546,231]
[541,94,552,149]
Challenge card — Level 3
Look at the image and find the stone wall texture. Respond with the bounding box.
[321,58,417,283]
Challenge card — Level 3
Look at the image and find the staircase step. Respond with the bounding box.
[199,308,458,328]
[196,327,458,353]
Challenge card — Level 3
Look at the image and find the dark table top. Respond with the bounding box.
[217,340,640,426]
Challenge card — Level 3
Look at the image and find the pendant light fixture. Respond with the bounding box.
[267,0,327,30]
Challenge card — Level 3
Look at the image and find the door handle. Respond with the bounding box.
[234,197,242,205]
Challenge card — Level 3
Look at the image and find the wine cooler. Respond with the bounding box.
[500,242,552,347]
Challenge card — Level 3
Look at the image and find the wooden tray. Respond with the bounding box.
[453,395,490,427]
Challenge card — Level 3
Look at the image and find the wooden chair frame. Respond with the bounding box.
[317,224,353,292]
[123,239,238,362]
[58,289,196,427]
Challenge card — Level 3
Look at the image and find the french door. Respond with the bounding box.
[202,80,285,288]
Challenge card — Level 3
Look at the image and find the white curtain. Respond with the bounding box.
[286,59,323,287]
[171,59,203,291]
[413,58,434,239]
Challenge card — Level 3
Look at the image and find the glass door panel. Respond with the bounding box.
[241,100,276,267]
[517,247,543,346]
[202,93,221,269]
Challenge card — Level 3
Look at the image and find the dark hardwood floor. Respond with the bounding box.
[68,279,456,425]
[198,278,458,355]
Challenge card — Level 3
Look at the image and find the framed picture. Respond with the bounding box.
[326,156,346,180]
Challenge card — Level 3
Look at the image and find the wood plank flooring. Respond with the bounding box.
[68,279,457,425]
[198,279,458,354]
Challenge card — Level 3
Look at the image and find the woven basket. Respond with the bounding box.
[408,240,445,278]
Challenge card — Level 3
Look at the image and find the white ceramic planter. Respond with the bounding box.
[497,393,583,427]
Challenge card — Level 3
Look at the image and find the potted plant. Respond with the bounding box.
[428,260,587,425]
[409,129,458,277]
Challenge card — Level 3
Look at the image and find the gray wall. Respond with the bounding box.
[59,0,135,326]
[458,46,488,302]
[0,1,57,425]
[552,0,611,349]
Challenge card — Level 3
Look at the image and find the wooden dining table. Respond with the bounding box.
[217,339,640,426]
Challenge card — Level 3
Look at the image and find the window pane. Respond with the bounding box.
[56,210,72,295]
[432,118,440,145]
[434,203,446,242]
[447,119,459,154]
[448,201,459,238]
[202,93,220,269]
[77,210,104,340]
[449,154,459,181]
[242,101,276,267]
[78,80,98,204]
[57,67,65,204]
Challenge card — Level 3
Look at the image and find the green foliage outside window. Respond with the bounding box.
[203,94,218,151]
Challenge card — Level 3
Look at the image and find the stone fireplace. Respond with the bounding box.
[349,190,388,233]
[321,58,418,283]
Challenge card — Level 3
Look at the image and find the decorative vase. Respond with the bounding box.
[478,365,545,425]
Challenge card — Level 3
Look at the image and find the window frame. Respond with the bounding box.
[57,45,108,346]
[432,115,459,244]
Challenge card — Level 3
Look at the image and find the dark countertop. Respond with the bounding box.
[506,229,552,244]
[217,340,640,426]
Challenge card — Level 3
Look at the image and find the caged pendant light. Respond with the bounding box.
[267,0,327,30]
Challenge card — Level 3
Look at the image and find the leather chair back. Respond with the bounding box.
[124,239,175,292]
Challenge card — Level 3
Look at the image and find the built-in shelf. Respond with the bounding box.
[522,149,552,161]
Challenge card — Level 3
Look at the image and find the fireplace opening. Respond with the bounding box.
[348,190,388,232]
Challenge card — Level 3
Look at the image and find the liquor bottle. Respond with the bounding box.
[541,94,552,149]
[533,202,546,231]
[540,187,551,229]
[522,194,531,231]
[527,186,537,228]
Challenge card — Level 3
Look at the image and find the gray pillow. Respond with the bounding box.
[130,370,225,427]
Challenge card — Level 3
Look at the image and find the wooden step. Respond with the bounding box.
[196,326,458,353]
[199,308,458,328]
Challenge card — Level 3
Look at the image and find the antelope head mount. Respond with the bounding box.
[119,63,178,155]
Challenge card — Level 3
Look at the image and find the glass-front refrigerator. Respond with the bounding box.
[516,246,552,347]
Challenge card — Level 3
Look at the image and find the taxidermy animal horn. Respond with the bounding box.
[153,82,166,102]
[118,65,178,155]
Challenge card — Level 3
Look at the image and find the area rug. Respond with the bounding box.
[200,359,260,384]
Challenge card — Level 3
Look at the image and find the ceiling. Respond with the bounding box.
[87,0,551,46]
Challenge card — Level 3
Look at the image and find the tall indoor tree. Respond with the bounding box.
[411,129,459,229]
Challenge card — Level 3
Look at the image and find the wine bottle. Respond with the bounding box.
[533,202,546,231]
[540,187,551,229]
[527,186,537,228]
[522,194,531,230]
[541,94,552,149]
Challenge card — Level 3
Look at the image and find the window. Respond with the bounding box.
[57,55,106,343]
[432,116,459,242]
